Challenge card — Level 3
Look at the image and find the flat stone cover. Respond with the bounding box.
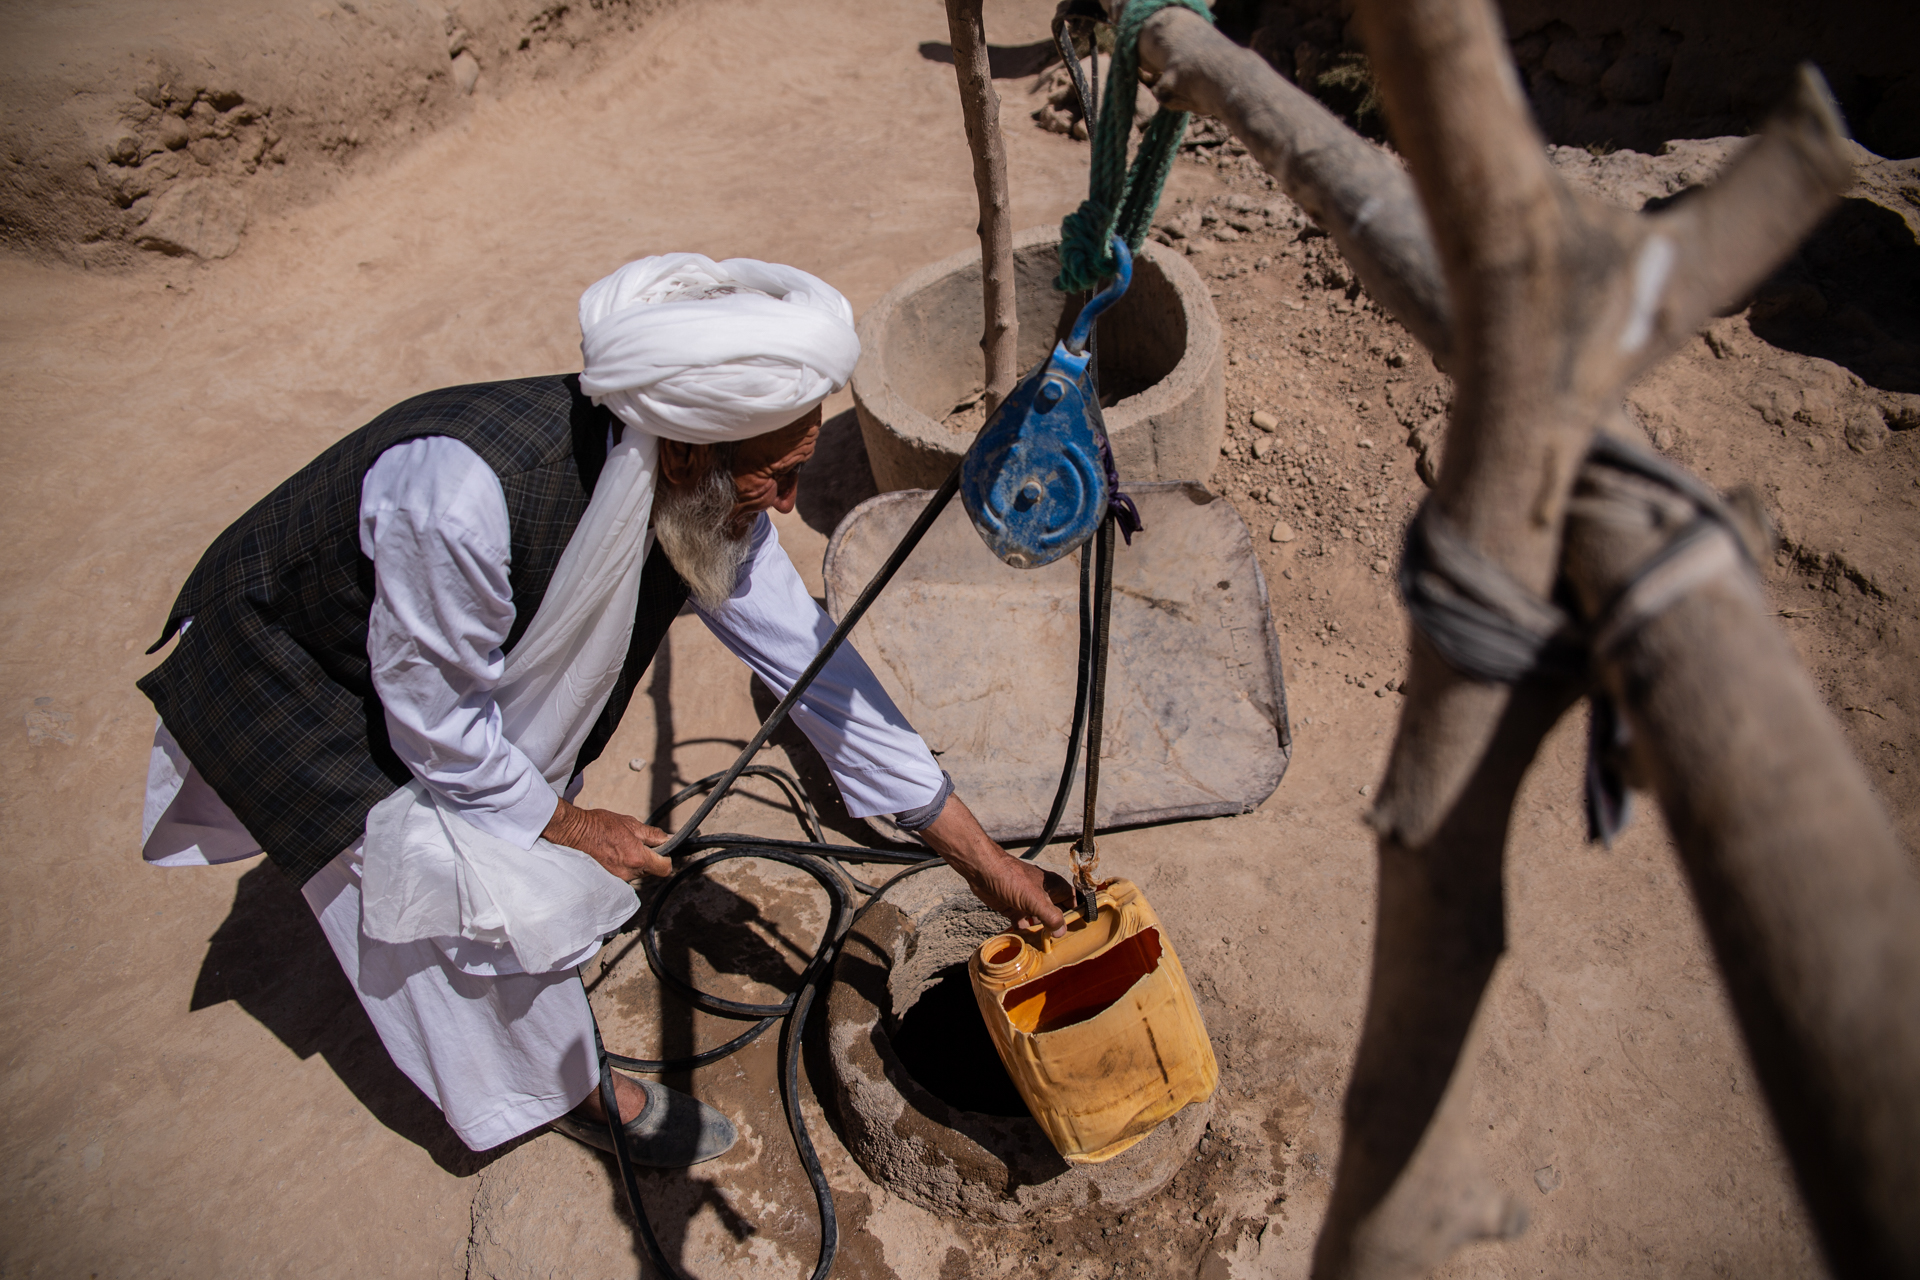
[823,481,1292,842]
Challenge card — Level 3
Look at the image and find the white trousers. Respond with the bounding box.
[301,843,601,1151]
[146,720,601,1151]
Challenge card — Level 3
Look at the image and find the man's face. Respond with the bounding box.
[722,406,820,537]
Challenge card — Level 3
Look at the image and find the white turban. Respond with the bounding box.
[578,253,860,443]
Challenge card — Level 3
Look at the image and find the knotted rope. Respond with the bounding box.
[1397,433,1765,844]
[1055,0,1214,293]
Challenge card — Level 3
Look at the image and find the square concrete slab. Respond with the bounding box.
[823,481,1292,842]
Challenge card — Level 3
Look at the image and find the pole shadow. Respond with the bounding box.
[916,37,1060,79]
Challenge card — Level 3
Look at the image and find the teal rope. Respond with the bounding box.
[1056,0,1214,293]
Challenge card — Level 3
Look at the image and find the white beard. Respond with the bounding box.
[652,464,752,612]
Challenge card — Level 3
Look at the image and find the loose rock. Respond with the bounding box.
[1250,410,1278,431]
[134,179,248,259]
[452,52,481,95]
[1269,521,1296,543]
[1845,408,1889,453]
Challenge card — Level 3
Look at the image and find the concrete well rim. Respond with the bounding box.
[849,225,1224,492]
[822,867,1210,1222]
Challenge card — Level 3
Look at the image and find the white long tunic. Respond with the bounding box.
[140,434,943,1149]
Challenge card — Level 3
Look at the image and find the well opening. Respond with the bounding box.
[822,868,1210,1221]
[851,225,1225,492]
[880,236,1189,423]
[888,961,1030,1118]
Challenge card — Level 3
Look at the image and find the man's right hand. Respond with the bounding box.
[542,798,673,883]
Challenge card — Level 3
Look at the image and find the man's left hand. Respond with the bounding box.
[917,794,1073,937]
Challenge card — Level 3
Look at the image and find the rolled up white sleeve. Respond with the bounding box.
[694,514,944,819]
[360,436,560,848]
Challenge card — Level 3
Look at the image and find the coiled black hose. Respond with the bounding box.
[585,25,1131,1274]
[587,486,1119,1280]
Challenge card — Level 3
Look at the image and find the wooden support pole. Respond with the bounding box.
[1561,453,1920,1277]
[945,0,1019,413]
[1136,6,1452,359]
[1105,4,1915,1271]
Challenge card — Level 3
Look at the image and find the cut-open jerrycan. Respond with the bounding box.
[968,878,1217,1163]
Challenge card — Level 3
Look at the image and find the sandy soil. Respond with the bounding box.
[2,0,1915,1276]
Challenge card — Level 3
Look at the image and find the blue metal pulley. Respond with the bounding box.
[961,237,1133,569]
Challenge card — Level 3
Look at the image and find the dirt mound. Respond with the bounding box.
[0,0,680,267]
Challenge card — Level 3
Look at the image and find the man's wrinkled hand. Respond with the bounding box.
[542,798,672,883]
[960,854,1075,937]
[917,793,1073,937]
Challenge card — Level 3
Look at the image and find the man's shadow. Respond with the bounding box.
[190,864,525,1175]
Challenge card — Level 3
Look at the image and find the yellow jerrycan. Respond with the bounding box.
[968,878,1218,1164]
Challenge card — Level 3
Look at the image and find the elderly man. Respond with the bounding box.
[138,254,1067,1164]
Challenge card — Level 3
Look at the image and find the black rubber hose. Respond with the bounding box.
[1073,512,1117,921]
[590,81,1131,1261]
[1022,540,1095,860]
[649,468,964,863]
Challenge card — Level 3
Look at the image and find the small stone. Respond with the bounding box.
[134,179,248,259]
[1270,521,1296,543]
[1250,410,1279,431]
[1533,1165,1562,1194]
[1845,408,1889,453]
[158,115,191,150]
[1251,437,1274,460]
[1371,558,1391,575]
[627,757,647,771]
[1357,438,1374,450]
[1881,392,1920,431]
[452,51,481,94]
[1359,784,1372,796]
[1266,485,1286,504]
[1653,427,1675,451]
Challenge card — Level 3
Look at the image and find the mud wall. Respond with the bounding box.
[0,0,682,267]
[4,0,1913,268]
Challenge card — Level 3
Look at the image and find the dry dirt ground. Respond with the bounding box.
[2,1,1916,1277]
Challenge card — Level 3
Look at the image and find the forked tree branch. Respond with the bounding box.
[945,0,1019,413]
[1107,1,1908,1272]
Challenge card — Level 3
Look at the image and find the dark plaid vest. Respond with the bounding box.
[137,374,690,884]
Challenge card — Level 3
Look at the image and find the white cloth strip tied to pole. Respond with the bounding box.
[361,254,861,975]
